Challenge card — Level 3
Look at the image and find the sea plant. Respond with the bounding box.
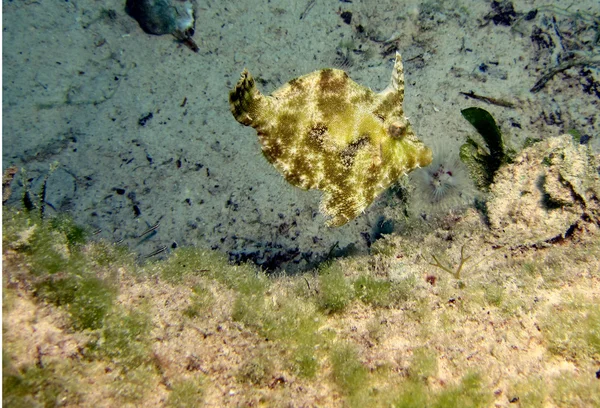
[427,242,472,280]
[459,107,515,190]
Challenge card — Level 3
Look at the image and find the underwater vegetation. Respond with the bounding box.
[459,107,516,191]
[3,197,600,406]
[229,52,432,227]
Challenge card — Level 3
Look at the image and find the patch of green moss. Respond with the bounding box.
[232,284,327,384]
[522,261,538,276]
[111,365,156,403]
[482,283,504,308]
[521,256,566,289]
[353,275,392,307]
[237,353,274,386]
[224,263,268,296]
[272,299,321,341]
[432,372,491,408]
[93,307,153,370]
[183,284,215,319]
[408,347,438,381]
[391,380,430,408]
[552,371,600,407]
[231,289,325,379]
[157,248,267,296]
[3,365,64,406]
[166,377,205,407]
[86,240,135,269]
[157,248,224,283]
[317,262,354,313]
[49,214,87,250]
[69,276,115,330]
[293,344,319,378]
[2,209,36,248]
[265,299,324,377]
[4,211,89,277]
[37,272,115,330]
[408,296,434,326]
[330,342,368,396]
[366,315,385,343]
[510,371,600,407]
[28,226,75,276]
[391,372,491,407]
[500,299,528,320]
[3,210,116,330]
[230,291,264,325]
[509,376,547,408]
[391,273,419,303]
[2,354,84,407]
[353,271,415,308]
[541,299,600,361]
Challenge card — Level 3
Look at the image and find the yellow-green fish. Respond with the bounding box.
[230,53,432,226]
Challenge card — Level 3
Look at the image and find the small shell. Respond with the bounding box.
[126,0,195,40]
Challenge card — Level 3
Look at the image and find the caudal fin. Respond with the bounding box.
[229,70,263,127]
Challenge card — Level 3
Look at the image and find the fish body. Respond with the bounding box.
[230,53,432,226]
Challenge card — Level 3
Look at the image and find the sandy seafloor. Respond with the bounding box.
[3,0,600,271]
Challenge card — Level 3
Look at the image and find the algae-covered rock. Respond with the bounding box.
[229,53,432,227]
[487,134,600,247]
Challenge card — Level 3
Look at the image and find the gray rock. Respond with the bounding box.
[487,134,600,247]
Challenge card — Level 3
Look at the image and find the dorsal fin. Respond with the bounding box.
[391,52,405,92]
[380,52,405,96]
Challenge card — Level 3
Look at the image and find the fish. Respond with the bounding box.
[145,245,168,258]
[229,52,432,226]
[137,221,160,239]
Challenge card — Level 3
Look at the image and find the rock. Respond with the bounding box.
[487,134,600,246]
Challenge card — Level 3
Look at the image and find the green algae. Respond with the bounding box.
[317,262,354,313]
[183,283,215,319]
[93,307,153,369]
[541,299,600,361]
[460,107,516,190]
[408,347,439,381]
[3,209,116,330]
[354,275,393,307]
[3,207,599,407]
[3,354,74,407]
[157,247,268,296]
[330,342,368,396]
[165,377,205,408]
[38,273,115,330]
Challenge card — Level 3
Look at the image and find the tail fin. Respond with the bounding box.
[229,69,262,127]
